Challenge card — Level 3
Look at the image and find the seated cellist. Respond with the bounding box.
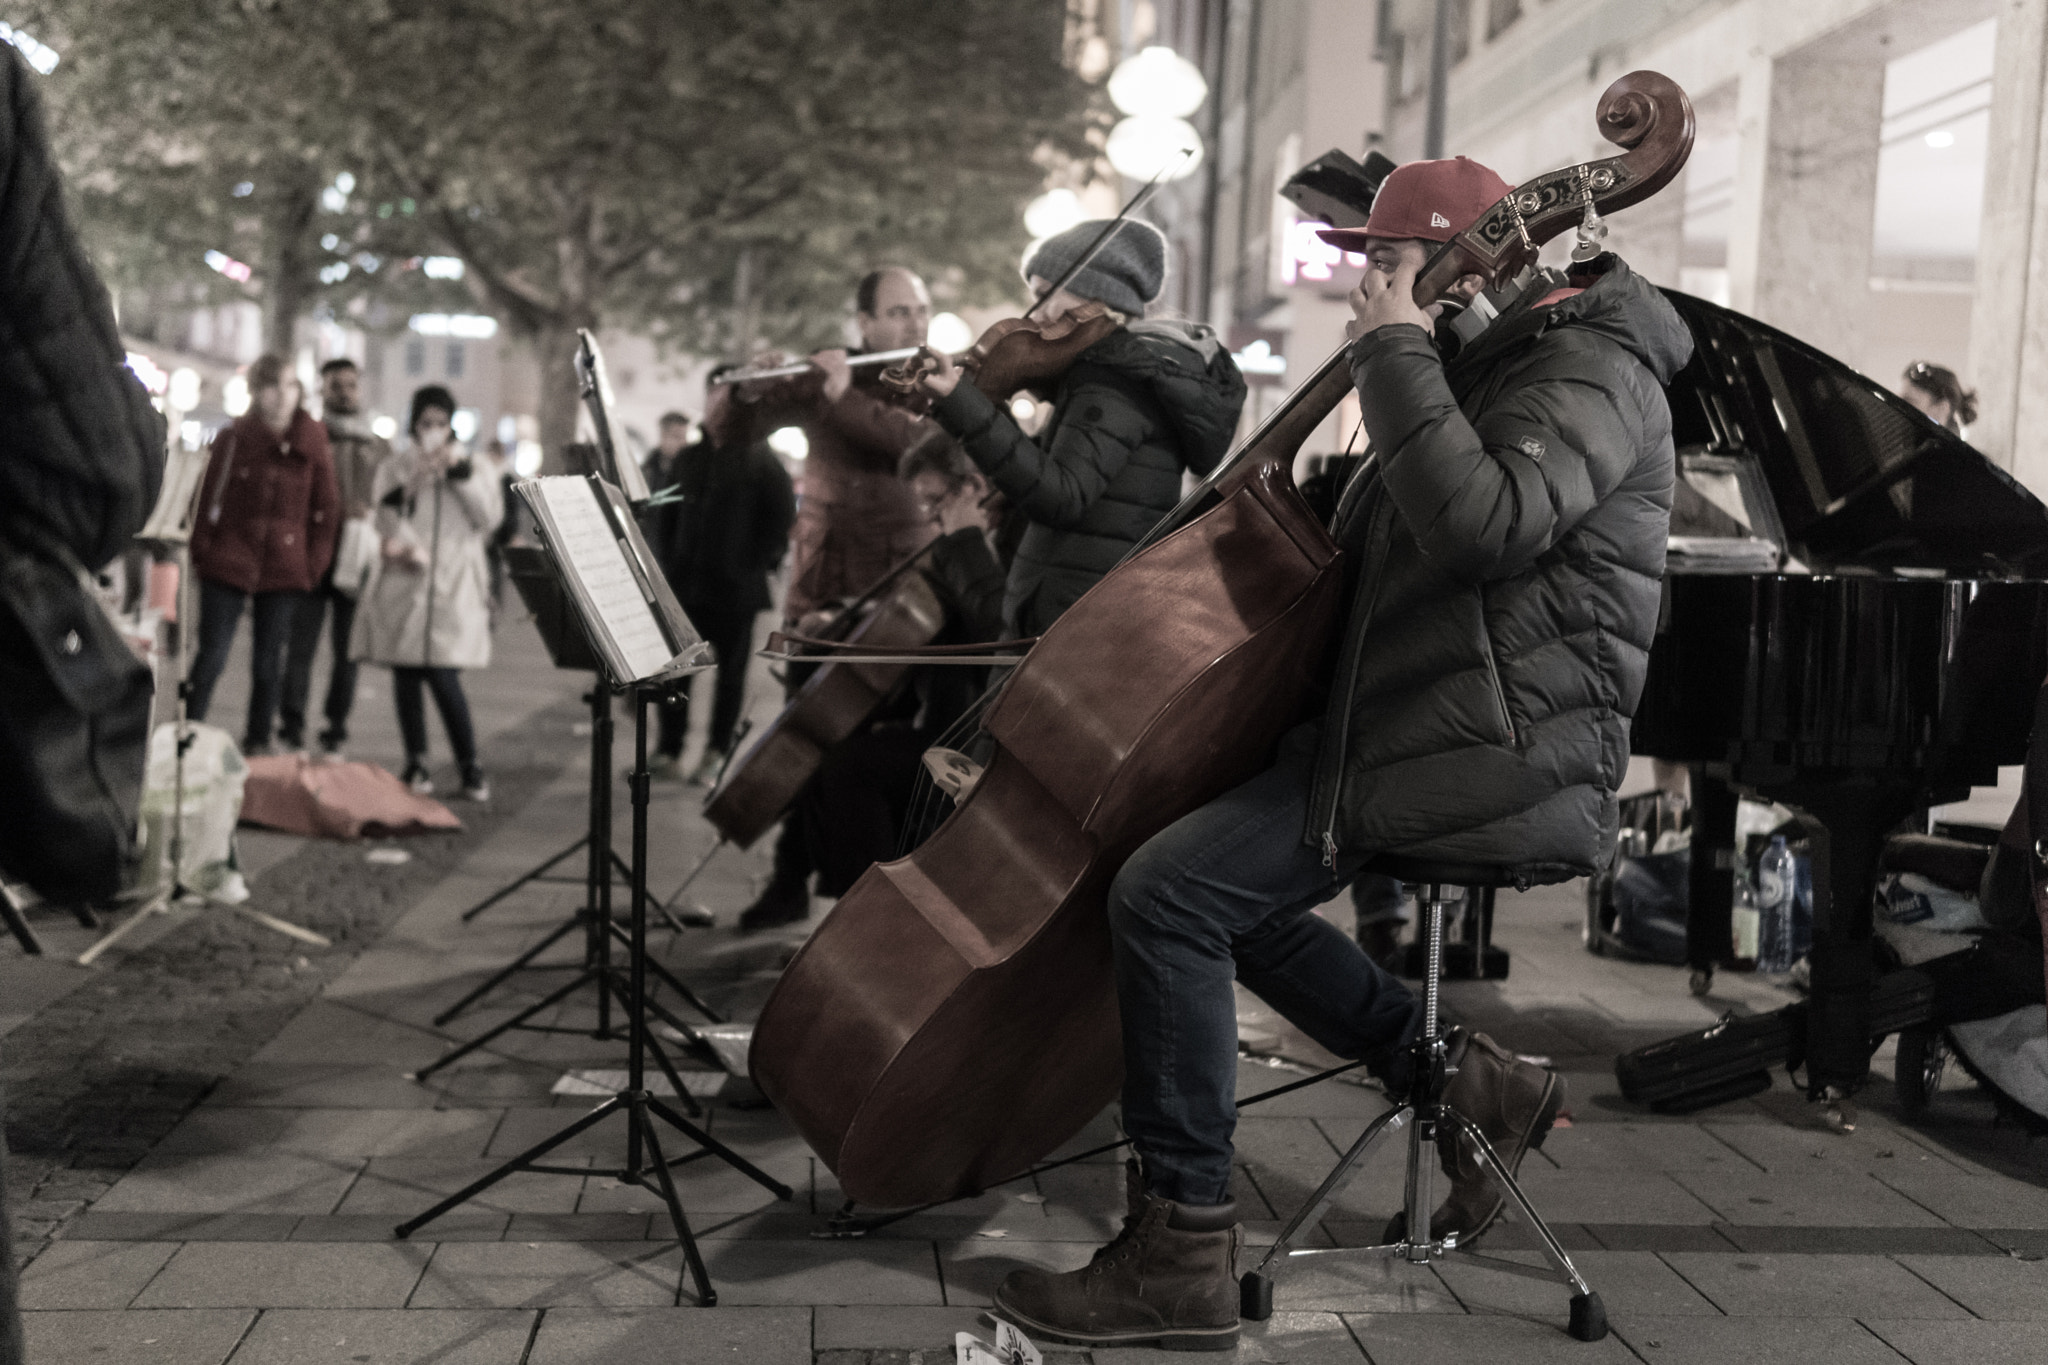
[991,157,1694,1351]
[737,431,1009,931]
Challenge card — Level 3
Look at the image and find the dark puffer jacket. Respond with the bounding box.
[1307,257,1692,881]
[932,319,1245,636]
[0,46,163,567]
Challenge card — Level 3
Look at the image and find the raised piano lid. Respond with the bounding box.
[1660,289,2048,579]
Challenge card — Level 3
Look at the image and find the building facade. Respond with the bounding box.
[1139,0,2048,491]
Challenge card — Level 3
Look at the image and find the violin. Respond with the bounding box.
[751,71,1697,1210]
[882,302,1120,400]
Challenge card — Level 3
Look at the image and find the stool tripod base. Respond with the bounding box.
[1241,878,1605,1342]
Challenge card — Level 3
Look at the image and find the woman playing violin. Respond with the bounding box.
[913,220,1245,637]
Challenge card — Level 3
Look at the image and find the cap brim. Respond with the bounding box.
[1316,227,1374,252]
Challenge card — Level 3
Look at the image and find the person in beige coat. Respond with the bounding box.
[351,385,501,799]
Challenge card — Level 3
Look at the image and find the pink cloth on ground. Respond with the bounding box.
[240,754,463,839]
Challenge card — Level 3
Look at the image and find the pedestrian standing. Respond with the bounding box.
[641,391,795,783]
[281,357,390,760]
[350,385,501,799]
[186,354,340,753]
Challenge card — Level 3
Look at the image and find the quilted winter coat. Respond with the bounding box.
[189,409,340,595]
[1307,256,1693,882]
[931,319,1246,637]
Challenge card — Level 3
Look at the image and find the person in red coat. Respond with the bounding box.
[186,353,340,754]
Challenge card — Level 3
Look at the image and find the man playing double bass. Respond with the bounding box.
[990,157,1693,1352]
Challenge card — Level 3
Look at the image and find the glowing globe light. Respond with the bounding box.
[1105,116,1204,182]
[768,426,809,462]
[222,375,251,417]
[927,312,974,356]
[1024,188,1085,240]
[1925,128,1955,149]
[1108,46,1208,120]
[169,367,202,412]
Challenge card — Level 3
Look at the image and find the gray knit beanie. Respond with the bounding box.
[1023,218,1167,317]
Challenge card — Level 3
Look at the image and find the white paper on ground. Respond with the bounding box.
[955,1321,1040,1365]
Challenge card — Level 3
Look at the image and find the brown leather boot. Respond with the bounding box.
[995,1161,1241,1352]
[1429,1030,1564,1242]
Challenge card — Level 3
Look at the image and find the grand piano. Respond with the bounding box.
[1633,290,2048,1103]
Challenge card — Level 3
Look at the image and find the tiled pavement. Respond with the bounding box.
[9,619,2048,1361]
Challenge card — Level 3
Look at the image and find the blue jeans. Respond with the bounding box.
[187,581,307,750]
[282,578,361,748]
[1107,722,1422,1206]
[392,666,478,778]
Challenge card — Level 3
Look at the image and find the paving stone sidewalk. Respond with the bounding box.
[8,618,2048,1364]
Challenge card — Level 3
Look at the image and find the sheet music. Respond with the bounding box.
[140,444,211,543]
[531,478,672,679]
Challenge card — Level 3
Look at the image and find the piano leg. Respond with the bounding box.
[1685,769,1737,979]
[1767,779,1919,1100]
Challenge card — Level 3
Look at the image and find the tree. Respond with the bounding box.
[28,0,1097,456]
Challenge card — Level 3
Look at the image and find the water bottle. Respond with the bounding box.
[1730,871,1760,968]
[1756,835,1796,974]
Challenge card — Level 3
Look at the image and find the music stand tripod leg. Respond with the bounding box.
[1,890,40,955]
[437,685,627,1028]
[457,834,587,923]
[394,1094,628,1239]
[433,914,587,1028]
[410,966,605,1082]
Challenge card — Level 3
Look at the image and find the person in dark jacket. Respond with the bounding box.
[993,158,1693,1353]
[186,353,340,754]
[739,267,936,624]
[641,387,796,782]
[0,43,164,1364]
[281,357,392,760]
[737,430,1008,932]
[917,219,1245,636]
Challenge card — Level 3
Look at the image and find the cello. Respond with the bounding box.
[750,71,1697,1209]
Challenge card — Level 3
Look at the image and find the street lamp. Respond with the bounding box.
[1104,45,1207,183]
[1108,46,1208,119]
[1106,117,1204,182]
[1024,189,1085,240]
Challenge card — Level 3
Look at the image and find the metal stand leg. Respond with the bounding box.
[1240,881,1607,1342]
[397,683,792,1307]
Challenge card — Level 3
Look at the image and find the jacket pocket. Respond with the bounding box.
[1475,591,1517,747]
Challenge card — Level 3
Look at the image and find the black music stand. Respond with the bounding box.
[399,477,791,1304]
[398,684,791,1304]
[414,550,726,1086]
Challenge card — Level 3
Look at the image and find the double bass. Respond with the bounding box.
[750,72,1698,1208]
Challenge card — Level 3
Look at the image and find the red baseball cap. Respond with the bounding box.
[1317,155,1512,251]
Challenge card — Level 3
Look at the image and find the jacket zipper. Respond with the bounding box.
[1477,600,1517,745]
[1310,489,1391,866]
